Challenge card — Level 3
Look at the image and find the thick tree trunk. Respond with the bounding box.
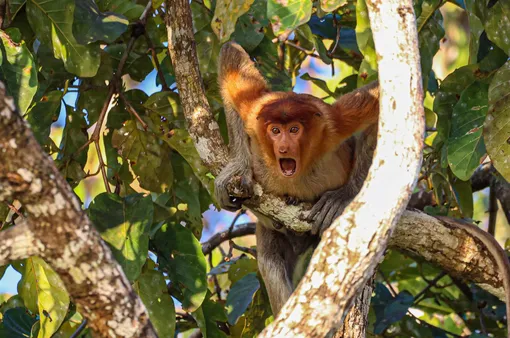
[0,85,156,337]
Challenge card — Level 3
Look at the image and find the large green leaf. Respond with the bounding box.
[447,82,488,181]
[484,0,510,55]
[135,269,176,338]
[88,193,153,281]
[105,44,153,82]
[0,307,37,338]
[18,257,70,338]
[96,0,144,22]
[485,60,510,181]
[163,129,214,197]
[267,0,312,37]
[26,90,62,146]
[372,283,414,334]
[464,0,484,64]
[154,223,207,311]
[231,0,268,52]
[433,65,479,148]
[416,1,443,90]
[112,120,173,193]
[73,0,129,44]
[211,0,254,43]
[26,0,100,77]
[192,293,228,338]
[226,273,260,325]
[0,29,37,114]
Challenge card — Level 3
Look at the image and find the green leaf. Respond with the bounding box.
[372,284,414,334]
[88,193,153,281]
[226,273,260,325]
[73,0,129,44]
[251,36,291,91]
[267,0,312,37]
[105,44,153,82]
[0,29,37,114]
[228,258,258,284]
[416,1,443,90]
[26,91,63,146]
[77,87,110,126]
[196,29,220,76]
[447,82,488,181]
[301,72,334,96]
[112,120,174,193]
[163,129,214,197]
[192,293,228,338]
[26,0,100,77]
[8,1,27,22]
[153,223,207,311]
[135,269,176,338]
[433,64,479,148]
[320,0,347,12]
[449,174,474,219]
[96,0,144,22]
[1,308,37,338]
[231,0,268,52]
[212,0,254,43]
[484,0,510,55]
[18,257,70,338]
[57,105,88,166]
[355,0,377,85]
[465,0,484,64]
[485,60,510,181]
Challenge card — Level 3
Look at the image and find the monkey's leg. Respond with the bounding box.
[256,224,294,316]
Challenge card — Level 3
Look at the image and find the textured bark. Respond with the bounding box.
[391,210,506,300]
[258,1,424,336]
[0,84,156,337]
[165,0,228,176]
[334,277,374,338]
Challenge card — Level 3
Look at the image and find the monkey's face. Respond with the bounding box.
[266,122,304,177]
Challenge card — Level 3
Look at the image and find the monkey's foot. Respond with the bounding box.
[308,189,353,235]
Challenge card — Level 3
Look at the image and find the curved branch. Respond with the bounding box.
[201,222,257,255]
[0,85,156,336]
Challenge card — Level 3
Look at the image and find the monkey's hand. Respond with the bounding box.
[214,163,253,212]
[308,188,354,236]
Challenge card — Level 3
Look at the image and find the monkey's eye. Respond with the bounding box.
[271,127,280,134]
[289,126,299,134]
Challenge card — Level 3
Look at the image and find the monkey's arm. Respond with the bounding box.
[214,42,268,210]
[309,125,377,235]
[329,81,379,142]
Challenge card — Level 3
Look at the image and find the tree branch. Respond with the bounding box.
[0,84,156,336]
[0,220,40,265]
[165,0,228,175]
[201,222,256,256]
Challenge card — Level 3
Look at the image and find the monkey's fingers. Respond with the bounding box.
[309,197,336,234]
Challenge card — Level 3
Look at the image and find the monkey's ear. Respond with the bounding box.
[218,42,268,121]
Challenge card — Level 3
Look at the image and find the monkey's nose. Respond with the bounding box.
[279,147,287,154]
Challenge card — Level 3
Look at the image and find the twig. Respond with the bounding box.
[6,203,23,218]
[327,13,341,57]
[145,32,170,91]
[378,270,398,297]
[226,210,248,258]
[70,319,88,338]
[413,271,447,305]
[284,41,320,58]
[67,1,154,193]
[229,240,257,257]
[208,254,222,301]
[488,180,498,236]
[119,92,149,130]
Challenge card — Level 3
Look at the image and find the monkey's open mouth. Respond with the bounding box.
[279,158,297,177]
